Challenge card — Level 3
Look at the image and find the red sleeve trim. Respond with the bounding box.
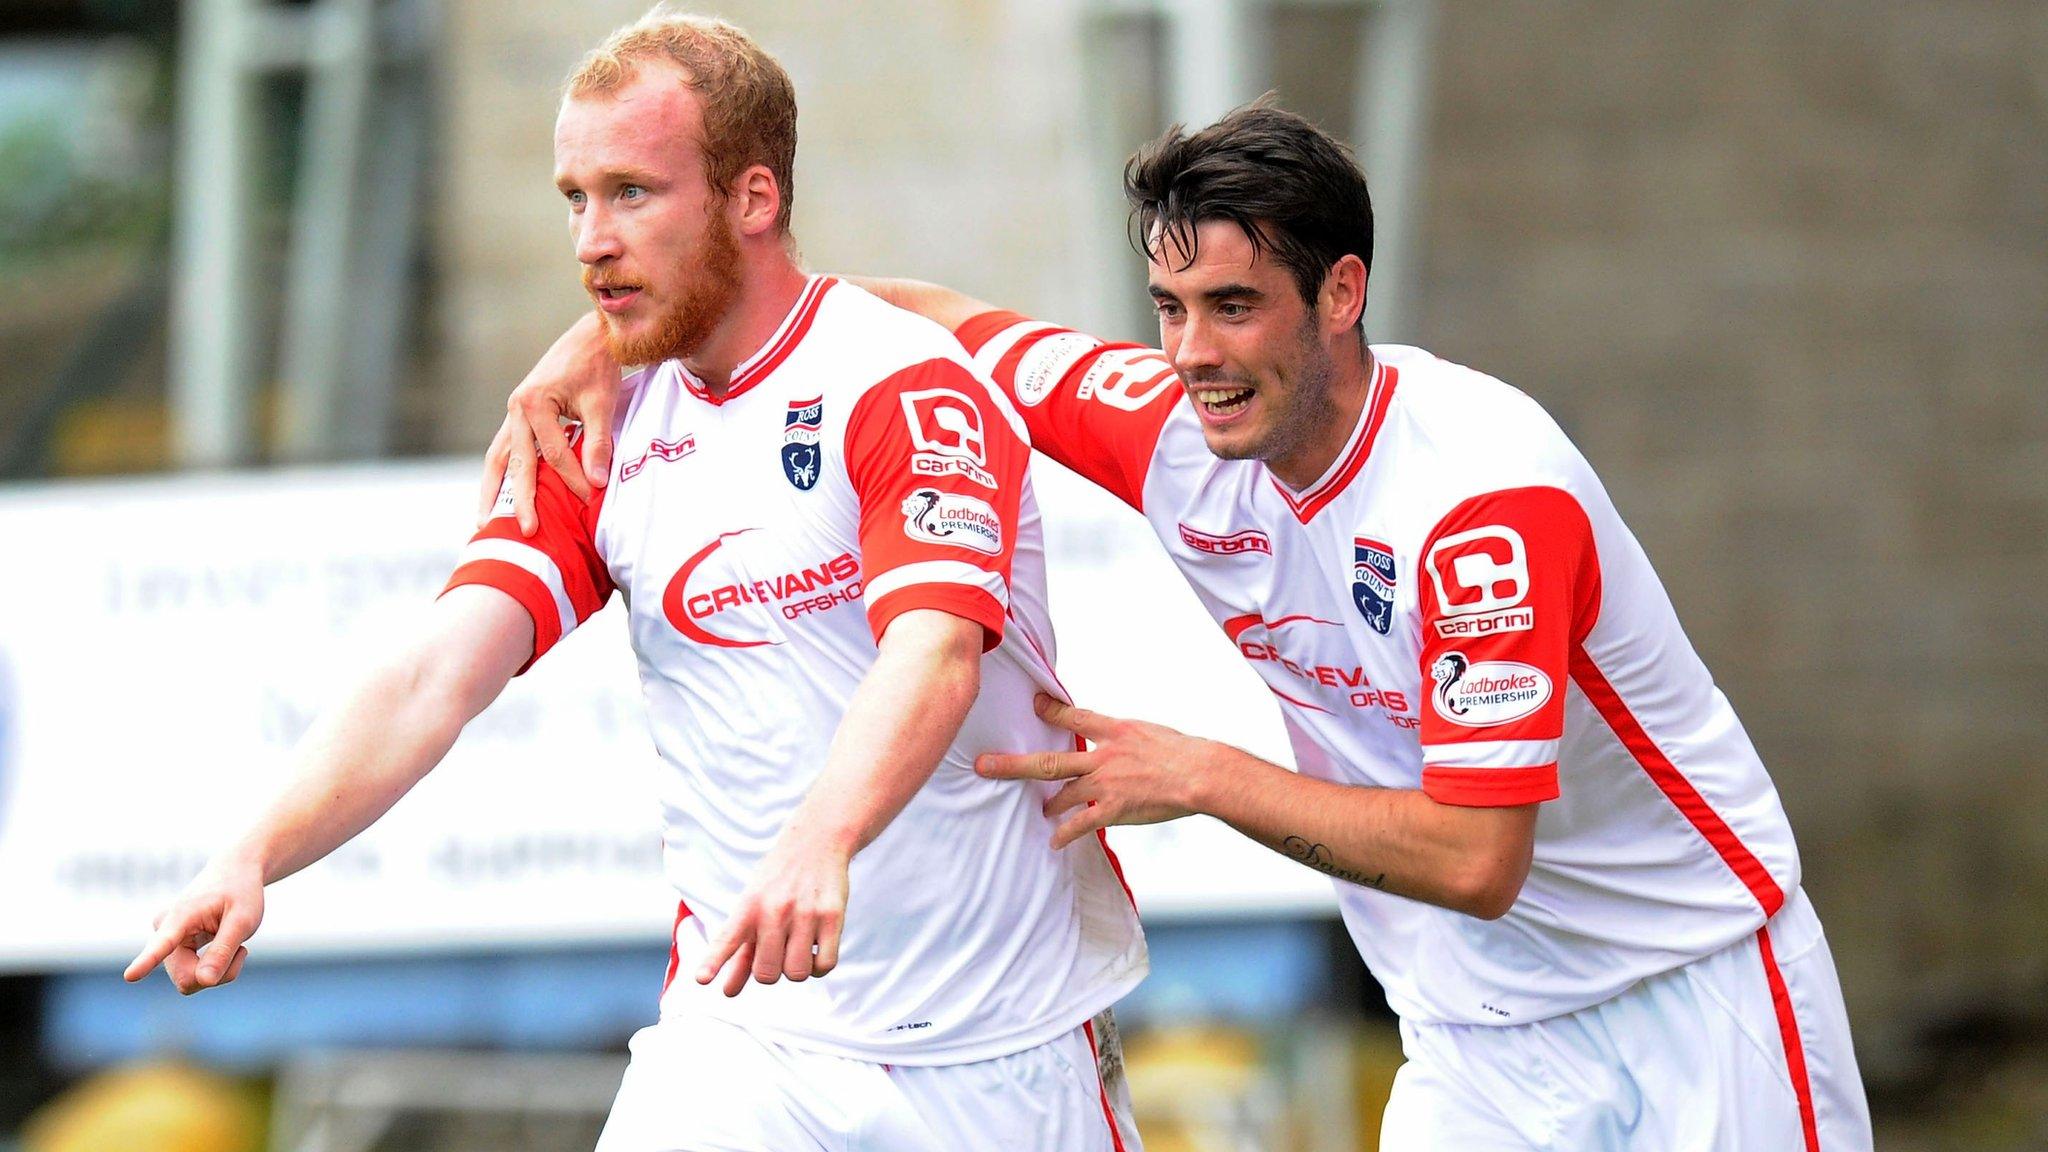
[442,559,561,673]
[867,584,1006,652]
[953,310,1034,356]
[1421,764,1560,808]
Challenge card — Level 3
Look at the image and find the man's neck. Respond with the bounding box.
[684,257,809,397]
[1266,340,1376,491]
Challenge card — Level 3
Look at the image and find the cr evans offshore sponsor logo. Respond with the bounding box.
[1429,652,1551,727]
[900,488,1002,555]
[1178,524,1272,557]
[662,529,861,648]
[1223,613,1415,728]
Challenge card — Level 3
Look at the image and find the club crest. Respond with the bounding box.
[1352,536,1397,634]
[782,396,824,490]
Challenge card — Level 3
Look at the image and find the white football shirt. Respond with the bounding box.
[448,279,1146,1064]
[957,309,1804,1028]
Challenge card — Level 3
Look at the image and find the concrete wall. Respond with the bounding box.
[434,0,2048,1080]
[435,0,1108,447]
[1419,0,2048,1077]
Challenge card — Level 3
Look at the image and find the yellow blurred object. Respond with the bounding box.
[1350,1021,1406,1150]
[1125,1024,1277,1152]
[51,395,170,476]
[21,1060,263,1152]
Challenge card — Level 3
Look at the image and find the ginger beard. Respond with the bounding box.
[589,199,744,366]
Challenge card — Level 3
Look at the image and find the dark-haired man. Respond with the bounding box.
[489,103,1871,1150]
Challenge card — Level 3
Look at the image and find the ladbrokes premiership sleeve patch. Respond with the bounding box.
[1415,486,1602,807]
[844,357,1029,651]
[443,457,613,672]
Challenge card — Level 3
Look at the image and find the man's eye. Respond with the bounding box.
[621,185,647,201]
[566,190,586,208]
[1154,301,1182,319]
[1218,302,1250,318]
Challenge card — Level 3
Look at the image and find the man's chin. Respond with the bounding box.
[1198,423,1268,462]
[601,315,680,368]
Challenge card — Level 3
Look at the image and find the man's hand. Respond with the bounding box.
[977,693,1212,849]
[123,858,264,994]
[694,834,851,998]
[477,310,624,536]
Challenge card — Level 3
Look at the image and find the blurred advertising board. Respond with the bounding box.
[0,458,1330,971]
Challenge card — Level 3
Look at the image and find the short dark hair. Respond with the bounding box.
[1124,101,1373,319]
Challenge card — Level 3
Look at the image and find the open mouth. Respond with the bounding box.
[591,284,643,311]
[1193,386,1255,418]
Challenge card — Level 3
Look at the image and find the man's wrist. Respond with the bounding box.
[1180,738,1235,815]
[215,839,273,886]
[779,813,863,862]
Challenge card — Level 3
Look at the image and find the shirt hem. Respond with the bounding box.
[662,950,1147,1067]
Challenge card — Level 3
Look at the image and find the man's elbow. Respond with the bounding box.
[878,609,984,710]
[1452,852,1532,921]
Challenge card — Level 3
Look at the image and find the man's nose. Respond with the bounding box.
[1174,312,1227,376]
[574,204,623,265]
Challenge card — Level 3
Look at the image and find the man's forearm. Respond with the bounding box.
[781,610,982,858]
[1190,747,1537,919]
[843,276,996,334]
[224,588,532,883]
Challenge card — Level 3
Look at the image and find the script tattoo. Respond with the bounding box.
[1281,836,1386,890]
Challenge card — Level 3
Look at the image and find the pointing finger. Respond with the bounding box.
[977,750,1091,782]
[695,916,747,987]
[125,924,184,983]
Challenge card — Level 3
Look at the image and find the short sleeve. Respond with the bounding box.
[443,457,614,672]
[843,357,1029,651]
[1415,486,1602,807]
[954,310,1180,512]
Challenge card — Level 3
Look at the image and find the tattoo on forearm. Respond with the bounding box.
[1281,836,1386,889]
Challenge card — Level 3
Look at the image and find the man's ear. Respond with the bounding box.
[1321,254,1368,335]
[733,164,782,237]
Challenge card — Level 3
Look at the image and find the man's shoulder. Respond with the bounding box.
[1377,345,1583,472]
[814,279,975,373]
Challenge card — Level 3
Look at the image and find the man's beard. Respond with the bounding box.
[1192,318,1336,464]
[595,210,744,367]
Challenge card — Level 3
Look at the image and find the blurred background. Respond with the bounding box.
[0,0,2043,1149]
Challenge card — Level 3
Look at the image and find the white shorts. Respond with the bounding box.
[594,1009,1141,1152]
[1381,887,1872,1151]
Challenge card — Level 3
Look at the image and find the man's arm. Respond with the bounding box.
[482,278,1044,534]
[694,609,983,995]
[124,587,534,992]
[980,695,1537,920]
[479,309,622,535]
[841,276,996,332]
